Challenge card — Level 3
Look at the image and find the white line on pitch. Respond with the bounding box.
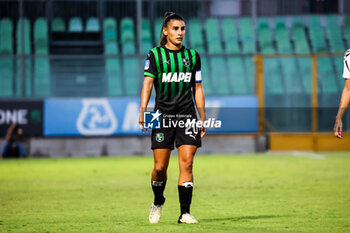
[291,151,326,160]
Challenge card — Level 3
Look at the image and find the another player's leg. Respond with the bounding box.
[149,148,171,224]
[177,145,198,224]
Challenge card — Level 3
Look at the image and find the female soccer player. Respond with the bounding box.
[138,12,205,224]
[334,49,350,138]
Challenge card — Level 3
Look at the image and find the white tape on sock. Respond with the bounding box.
[182,181,193,188]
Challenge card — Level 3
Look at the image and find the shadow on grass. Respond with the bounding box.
[201,215,282,223]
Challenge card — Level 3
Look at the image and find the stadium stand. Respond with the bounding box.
[344,15,350,47]
[210,57,230,95]
[308,15,327,52]
[141,18,152,54]
[222,18,240,54]
[188,18,205,54]
[205,18,223,54]
[0,14,346,98]
[325,14,345,53]
[34,17,50,97]
[318,57,338,94]
[0,18,13,97]
[200,56,213,96]
[291,16,310,54]
[123,57,139,96]
[16,18,32,97]
[257,17,274,54]
[238,17,256,54]
[227,57,249,95]
[153,17,163,46]
[274,17,293,54]
[120,17,136,55]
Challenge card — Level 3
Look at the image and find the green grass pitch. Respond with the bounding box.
[1,153,350,233]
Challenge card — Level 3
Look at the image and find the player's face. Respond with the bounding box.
[163,19,186,46]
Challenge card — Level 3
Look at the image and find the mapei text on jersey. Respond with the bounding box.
[162,72,192,82]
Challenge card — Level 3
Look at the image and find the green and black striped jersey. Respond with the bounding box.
[144,46,202,114]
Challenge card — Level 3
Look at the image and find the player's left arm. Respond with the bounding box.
[194,52,206,138]
[334,79,350,138]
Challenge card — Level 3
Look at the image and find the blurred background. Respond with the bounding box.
[1,0,350,157]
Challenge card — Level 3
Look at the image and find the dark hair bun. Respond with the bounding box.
[164,12,174,18]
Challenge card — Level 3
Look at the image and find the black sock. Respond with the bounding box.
[151,180,166,205]
[178,182,193,215]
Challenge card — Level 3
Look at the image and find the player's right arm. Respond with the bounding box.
[334,79,350,138]
[139,76,154,132]
[139,51,157,132]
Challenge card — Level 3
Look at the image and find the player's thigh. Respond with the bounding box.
[178,145,197,170]
[153,148,172,170]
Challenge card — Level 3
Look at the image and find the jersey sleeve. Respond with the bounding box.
[195,51,202,83]
[343,50,350,79]
[144,51,157,78]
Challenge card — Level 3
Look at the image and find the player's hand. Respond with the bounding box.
[138,110,148,133]
[333,119,343,139]
[200,126,206,138]
[9,123,16,132]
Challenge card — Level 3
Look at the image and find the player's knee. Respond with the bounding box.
[154,164,167,174]
[180,159,193,173]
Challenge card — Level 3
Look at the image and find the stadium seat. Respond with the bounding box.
[141,18,152,54]
[16,18,32,97]
[52,17,65,32]
[264,58,284,95]
[308,15,328,52]
[17,18,31,55]
[222,18,240,54]
[0,18,14,96]
[123,57,139,96]
[238,18,256,54]
[106,58,123,96]
[257,17,275,54]
[227,57,249,95]
[280,58,303,94]
[68,17,83,32]
[34,18,48,54]
[34,58,50,97]
[274,17,293,54]
[297,57,312,95]
[0,18,13,54]
[188,18,205,54]
[34,18,50,97]
[318,57,338,94]
[86,17,100,32]
[103,17,119,54]
[243,57,255,94]
[120,17,135,55]
[200,56,213,96]
[291,16,310,54]
[325,15,345,53]
[205,18,223,54]
[105,42,118,55]
[210,57,230,95]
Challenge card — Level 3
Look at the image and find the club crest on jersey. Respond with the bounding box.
[162,72,191,82]
[183,58,190,67]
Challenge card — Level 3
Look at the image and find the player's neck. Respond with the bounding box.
[165,43,182,51]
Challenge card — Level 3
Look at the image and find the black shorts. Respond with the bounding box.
[151,113,201,150]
